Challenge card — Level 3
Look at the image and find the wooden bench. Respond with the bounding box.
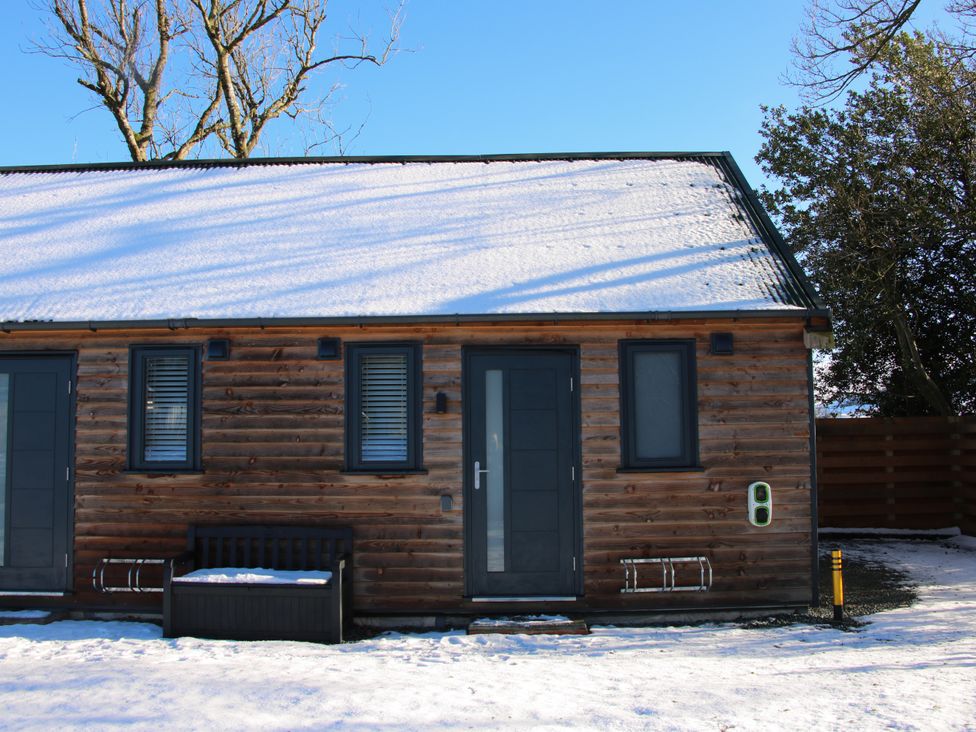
[163,525,353,643]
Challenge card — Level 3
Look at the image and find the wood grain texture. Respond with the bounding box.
[1,318,816,614]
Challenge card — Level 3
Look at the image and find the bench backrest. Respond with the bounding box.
[187,525,352,570]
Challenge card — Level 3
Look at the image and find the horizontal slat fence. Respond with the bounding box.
[816,417,976,534]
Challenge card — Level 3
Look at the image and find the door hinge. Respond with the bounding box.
[66,466,70,481]
[570,376,574,392]
[573,556,577,571]
[67,380,72,395]
[64,554,69,568]
[571,465,575,481]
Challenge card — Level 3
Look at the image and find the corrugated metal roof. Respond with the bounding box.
[0,153,821,325]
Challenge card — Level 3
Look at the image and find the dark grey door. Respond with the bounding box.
[465,350,579,597]
[0,357,73,592]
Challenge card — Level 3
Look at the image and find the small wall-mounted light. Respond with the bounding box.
[207,338,230,360]
[440,495,454,511]
[317,337,341,360]
[435,391,448,414]
[710,332,734,356]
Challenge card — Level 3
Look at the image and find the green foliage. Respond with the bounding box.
[759,33,976,415]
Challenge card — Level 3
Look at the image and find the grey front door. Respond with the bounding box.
[0,356,73,592]
[464,350,579,597]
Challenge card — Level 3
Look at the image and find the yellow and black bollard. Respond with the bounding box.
[831,549,845,621]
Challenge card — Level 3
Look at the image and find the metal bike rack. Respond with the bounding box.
[92,558,172,594]
[620,556,713,593]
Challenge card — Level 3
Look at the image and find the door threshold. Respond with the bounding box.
[470,596,577,603]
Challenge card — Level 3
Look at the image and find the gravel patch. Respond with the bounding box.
[748,538,920,630]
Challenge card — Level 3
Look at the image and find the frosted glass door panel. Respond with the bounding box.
[485,369,505,572]
[0,374,8,566]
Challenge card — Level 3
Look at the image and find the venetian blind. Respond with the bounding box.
[143,355,190,462]
[359,353,409,463]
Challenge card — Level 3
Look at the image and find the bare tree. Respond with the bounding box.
[787,0,976,100]
[790,0,922,100]
[36,0,403,161]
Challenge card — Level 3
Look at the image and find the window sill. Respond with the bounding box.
[615,466,706,474]
[122,469,204,475]
[340,468,429,477]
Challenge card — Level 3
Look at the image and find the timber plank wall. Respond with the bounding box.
[1,318,816,615]
[816,416,976,534]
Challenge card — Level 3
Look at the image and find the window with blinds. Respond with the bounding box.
[144,355,191,462]
[129,346,200,471]
[360,353,409,463]
[347,344,421,471]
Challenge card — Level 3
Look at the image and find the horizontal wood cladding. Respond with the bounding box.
[817,416,976,532]
[1,318,814,614]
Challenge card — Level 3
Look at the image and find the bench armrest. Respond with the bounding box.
[164,551,197,583]
[329,554,351,575]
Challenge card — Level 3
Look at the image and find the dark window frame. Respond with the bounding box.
[618,339,699,470]
[345,342,423,473]
[127,345,202,472]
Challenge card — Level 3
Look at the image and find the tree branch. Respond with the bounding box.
[789,0,923,101]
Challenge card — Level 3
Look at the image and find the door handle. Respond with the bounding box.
[474,460,489,490]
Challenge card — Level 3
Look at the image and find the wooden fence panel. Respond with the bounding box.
[816,417,976,534]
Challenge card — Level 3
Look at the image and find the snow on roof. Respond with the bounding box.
[0,155,812,323]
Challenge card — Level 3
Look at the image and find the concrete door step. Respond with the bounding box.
[0,610,62,626]
[467,615,589,635]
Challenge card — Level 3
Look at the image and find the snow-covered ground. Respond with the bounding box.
[0,539,974,731]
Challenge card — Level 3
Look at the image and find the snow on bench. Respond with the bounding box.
[172,568,333,586]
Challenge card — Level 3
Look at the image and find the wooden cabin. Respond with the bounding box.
[0,152,830,621]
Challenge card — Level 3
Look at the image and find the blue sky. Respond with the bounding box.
[0,1,954,189]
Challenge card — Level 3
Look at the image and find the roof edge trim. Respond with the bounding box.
[0,151,729,175]
[718,152,829,314]
[0,309,831,333]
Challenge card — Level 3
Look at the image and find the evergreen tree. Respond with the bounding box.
[759,33,976,415]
